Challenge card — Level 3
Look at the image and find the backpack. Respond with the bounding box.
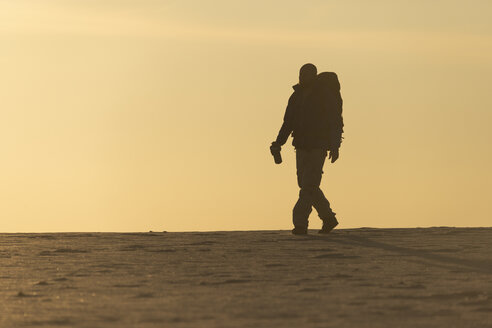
[316,72,344,148]
[317,72,342,108]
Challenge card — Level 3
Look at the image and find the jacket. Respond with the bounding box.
[275,74,344,150]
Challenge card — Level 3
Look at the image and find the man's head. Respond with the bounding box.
[299,63,317,86]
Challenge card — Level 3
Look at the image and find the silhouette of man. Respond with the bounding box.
[271,63,344,235]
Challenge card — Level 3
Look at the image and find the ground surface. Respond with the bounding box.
[1,228,492,327]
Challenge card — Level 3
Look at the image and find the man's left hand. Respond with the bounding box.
[329,149,339,163]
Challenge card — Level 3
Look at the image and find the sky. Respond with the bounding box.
[1,0,491,232]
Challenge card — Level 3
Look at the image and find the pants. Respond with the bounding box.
[293,148,335,228]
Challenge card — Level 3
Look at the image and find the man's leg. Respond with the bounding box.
[312,187,336,220]
[297,149,336,223]
[292,148,313,230]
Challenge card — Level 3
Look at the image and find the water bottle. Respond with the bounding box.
[270,143,282,164]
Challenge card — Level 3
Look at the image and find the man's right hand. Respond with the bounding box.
[270,141,282,164]
[270,141,281,152]
[328,149,339,163]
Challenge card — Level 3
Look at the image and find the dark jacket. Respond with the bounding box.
[275,73,344,150]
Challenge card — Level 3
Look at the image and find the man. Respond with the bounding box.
[271,63,344,235]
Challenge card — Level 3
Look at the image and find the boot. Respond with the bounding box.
[318,215,338,234]
[292,226,308,235]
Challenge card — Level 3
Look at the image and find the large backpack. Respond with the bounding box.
[316,72,344,148]
[317,72,342,108]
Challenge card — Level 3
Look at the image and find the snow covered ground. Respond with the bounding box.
[2,228,492,327]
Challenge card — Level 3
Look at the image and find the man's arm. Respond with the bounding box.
[273,94,296,147]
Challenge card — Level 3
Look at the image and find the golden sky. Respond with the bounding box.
[1,0,491,232]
